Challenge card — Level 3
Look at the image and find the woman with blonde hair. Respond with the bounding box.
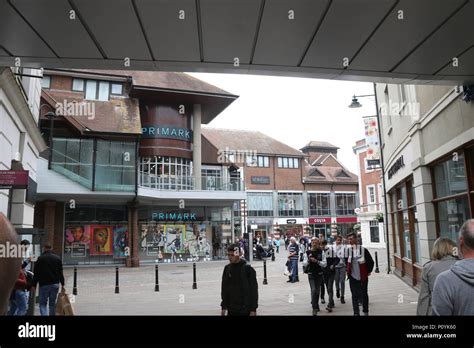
[417,237,458,315]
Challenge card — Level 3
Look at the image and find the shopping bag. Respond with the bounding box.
[283,260,291,276]
[55,287,75,316]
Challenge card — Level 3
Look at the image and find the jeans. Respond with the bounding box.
[39,284,60,316]
[320,274,325,299]
[349,276,369,314]
[324,272,336,307]
[290,259,298,282]
[308,273,323,310]
[335,266,346,298]
[276,246,279,253]
[8,290,27,316]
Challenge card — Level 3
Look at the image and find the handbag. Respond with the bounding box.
[55,287,75,316]
[303,261,310,274]
[283,260,291,276]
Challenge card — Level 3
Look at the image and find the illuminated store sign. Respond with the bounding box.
[141,125,193,142]
[151,211,198,221]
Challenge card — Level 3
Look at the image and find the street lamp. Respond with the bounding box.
[40,104,57,170]
[348,85,391,274]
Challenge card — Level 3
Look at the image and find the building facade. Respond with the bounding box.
[377,82,474,287]
[353,139,385,248]
[201,131,359,243]
[0,67,46,233]
[34,69,244,266]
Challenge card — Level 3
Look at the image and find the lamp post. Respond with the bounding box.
[40,104,57,170]
[348,84,391,274]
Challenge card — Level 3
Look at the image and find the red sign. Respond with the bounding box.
[0,170,29,188]
[337,217,358,223]
[309,217,331,224]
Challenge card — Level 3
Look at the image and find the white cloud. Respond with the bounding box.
[188,72,376,174]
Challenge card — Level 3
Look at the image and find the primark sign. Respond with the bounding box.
[142,125,193,142]
[151,211,198,221]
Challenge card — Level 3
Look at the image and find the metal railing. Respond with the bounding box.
[138,173,244,191]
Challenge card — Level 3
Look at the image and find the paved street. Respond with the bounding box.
[43,247,418,316]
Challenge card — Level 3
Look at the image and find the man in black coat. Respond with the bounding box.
[31,244,65,316]
[221,243,258,316]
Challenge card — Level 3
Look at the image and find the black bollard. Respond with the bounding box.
[72,267,78,295]
[375,251,380,273]
[263,260,268,285]
[271,249,275,262]
[192,262,197,289]
[155,264,160,292]
[115,267,120,294]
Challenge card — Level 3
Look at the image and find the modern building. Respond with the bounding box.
[201,130,359,243]
[34,69,244,266]
[376,82,474,287]
[353,138,385,248]
[0,67,46,231]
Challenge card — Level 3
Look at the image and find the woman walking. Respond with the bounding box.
[306,237,327,315]
[417,237,458,315]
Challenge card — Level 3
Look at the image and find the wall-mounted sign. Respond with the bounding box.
[141,125,193,142]
[337,217,358,223]
[364,117,380,161]
[71,243,86,257]
[152,211,198,221]
[388,156,405,180]
[0,170,29,189]
[309,217,331,224]
[251,176,270,185]
[367,159,381,167]
[286,219,297,224]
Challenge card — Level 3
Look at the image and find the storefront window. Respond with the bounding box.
[139,156,192,190]
[392,212,400,255]
[278,193,303,216]
[402,211,411,259]
[248,193,273,216]
[437,196,470,242]
[433,153,467,197]
[63,205,129,265]
[335,193,356,216]
[308,193,331,216]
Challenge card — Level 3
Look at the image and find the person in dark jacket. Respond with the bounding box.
[346,233,374,316]
[322,240,339,312]
[306,237,327,315]
[221,243,258,316]
[31,244,65,316]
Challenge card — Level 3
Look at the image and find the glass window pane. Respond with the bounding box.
[294,158,299,168]
[98,81,109,101]
[437,196,470,243]
[402,211,411,259]
[72,78,84,91]
[111,83,122,95]
[283,158,288,168]
[278,158,282,168]
[393,213,400,255]
[85,80,97,100]
[41,76,51,89]
[264,157,269,167]
[433,154,467,198]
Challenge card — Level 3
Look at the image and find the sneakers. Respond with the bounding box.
[336,290,340,299]
[362,312,369,316]
[326,306,333,313]
[321,298,326,304]
[341,296,345,304]
[312,308,319,316]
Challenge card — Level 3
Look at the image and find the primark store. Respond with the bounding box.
[34,69,244,266]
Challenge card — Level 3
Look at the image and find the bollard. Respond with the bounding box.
[375,251,380,273]
[263,260,268,285]
[72,267,78,295]
[192,262,197,289]
[271,249,275,262]
[115,267,120,294]
[155,264,160,292]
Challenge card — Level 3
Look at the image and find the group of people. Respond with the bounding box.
[286,233,373,316]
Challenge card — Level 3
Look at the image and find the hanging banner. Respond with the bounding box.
[364,117,381,164]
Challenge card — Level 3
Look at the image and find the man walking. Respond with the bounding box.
[346,233,374,316]
[334,235,347,304]
[31,244,65,316]
[432,219,474,315]
[221,243,258,316]
[322,240,339,312]
[287,237,299,283]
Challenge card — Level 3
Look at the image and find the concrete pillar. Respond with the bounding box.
[127,200,140,267]
[193,104,202,190]
[44,201,56,247]
[273,191,279,217]
[302,191,309,219]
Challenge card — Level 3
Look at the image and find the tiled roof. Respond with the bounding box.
[202,127,305,157]
[303,164,358,184]
[301,141,339,150]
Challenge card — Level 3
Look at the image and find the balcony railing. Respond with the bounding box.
[139,173,243,191]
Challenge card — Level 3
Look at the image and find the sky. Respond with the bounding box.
[188,72,376,174]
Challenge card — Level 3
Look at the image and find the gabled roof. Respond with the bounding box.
[301,141,339,151]
[202,127,305,157]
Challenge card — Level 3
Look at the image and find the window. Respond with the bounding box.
[72,78,84,91]
[111,83,123,95]
[85,80,97,100]
[278,193,303,217]
[308,193,331,216]
[277,157,299,169]
[367,186,376,204]
[41,75,51,89]
[378,183,383,210]
[84,79,114,101]
[140,156,192,190]
[370,220,380,243]
[257,156,269,168]
[335,193,356,216]
[246,154,257,167]
[98,81,109,101]
[248,192,273,217]
[432,151,472,245]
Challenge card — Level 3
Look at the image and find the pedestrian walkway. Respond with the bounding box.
[48,247,418,315]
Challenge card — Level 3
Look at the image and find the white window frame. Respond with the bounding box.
[367,184,376,204]
[72,78,84,91]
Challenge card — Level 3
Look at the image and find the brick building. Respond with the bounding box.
[353,139,385,248]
